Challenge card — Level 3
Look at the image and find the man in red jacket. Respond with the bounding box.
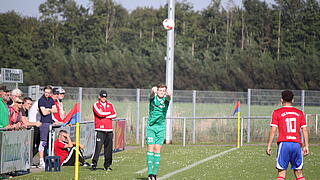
[91,90,117,171]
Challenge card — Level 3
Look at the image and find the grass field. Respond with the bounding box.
[15,145,320,180]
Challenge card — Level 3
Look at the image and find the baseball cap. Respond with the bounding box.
[59,88,65,94]
[52,88,59,95]
[99,90,108,97]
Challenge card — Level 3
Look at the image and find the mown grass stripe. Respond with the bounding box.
[158,147,238,180]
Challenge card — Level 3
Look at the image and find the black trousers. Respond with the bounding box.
[32,126,40,157]
[92,131,113,168]
[62,147,86,166]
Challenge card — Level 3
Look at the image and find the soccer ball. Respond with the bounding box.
[162,18,174,30]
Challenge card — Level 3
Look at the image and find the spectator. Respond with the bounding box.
[0,86,6,97]
[20,97,42,128]
[8,97,24,129]
[52,88,63,122]
[38,86,57,168]
[58,88,66,119]
[0,86,9,128]
[7,88,23,106]
[91,90,117,171]
[4,89,11,108]
[54,130,89,166]
[28,100,41,158]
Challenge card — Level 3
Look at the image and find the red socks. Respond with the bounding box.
[276,176,305,180]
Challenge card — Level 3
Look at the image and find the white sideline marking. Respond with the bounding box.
[136,167,148,174]
[158,148,238,180]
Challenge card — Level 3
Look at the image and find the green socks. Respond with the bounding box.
[146,152,161,175]
[146,151,154,175]
[153,153,161,175]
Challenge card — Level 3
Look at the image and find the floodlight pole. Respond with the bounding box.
[165,0,175,144]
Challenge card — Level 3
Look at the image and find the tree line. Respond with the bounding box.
[1,0,319,91]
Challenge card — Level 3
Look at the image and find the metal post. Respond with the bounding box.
[183,118,186,147]
[192,90,196,144]
[28,86,31,99]
[48,125,52,156]
[136,89,140,144]
[165,0,175,144]
[36,85,40,100]
[28,85,40,101]
[142,117,145,148]
[79,87,82,122]
[301,90,305,112]
[316,114,318,134]
[247,89,251,143]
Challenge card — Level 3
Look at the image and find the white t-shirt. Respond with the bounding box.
[28,101,41,122]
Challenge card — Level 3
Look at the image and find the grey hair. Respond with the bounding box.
[11,89,23,96]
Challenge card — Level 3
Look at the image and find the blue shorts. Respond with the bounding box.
[276,142,303,170]
[39,122,51,141]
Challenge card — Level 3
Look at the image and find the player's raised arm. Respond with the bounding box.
[166,89,172,101]
[150,86,157,98]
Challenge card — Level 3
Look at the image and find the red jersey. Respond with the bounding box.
[52,100,63,122]
[54,139,69,165]
[270,106,307,145]
[92,100,116,131]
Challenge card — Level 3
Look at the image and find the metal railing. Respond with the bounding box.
[14,86,320,144]
[141,116,272,147]
[140,115,320,147]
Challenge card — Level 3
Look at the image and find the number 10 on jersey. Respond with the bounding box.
[285,118,297,133]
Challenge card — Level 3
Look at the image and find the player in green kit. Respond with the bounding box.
[146,84,172,180]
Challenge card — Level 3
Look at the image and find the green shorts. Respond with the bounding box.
[146,126,165,145]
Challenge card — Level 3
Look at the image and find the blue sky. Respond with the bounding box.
[0,0,273,17]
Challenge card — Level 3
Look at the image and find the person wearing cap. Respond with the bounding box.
[91,90,117,171]
[58,88,66,119]
[52,88,63,122]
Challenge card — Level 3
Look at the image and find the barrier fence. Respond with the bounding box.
[0,119,126,174]
[140,115,318,147]
[48,119,127,158]
[0,129,32,174]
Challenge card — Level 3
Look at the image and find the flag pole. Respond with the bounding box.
[237,110,241,148]
[75,122,80,180]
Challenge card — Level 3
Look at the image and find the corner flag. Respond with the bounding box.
[62,103,80,126]
[232,101,240,116]
[232,101,241,148]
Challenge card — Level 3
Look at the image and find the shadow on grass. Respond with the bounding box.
[89,167,105,171]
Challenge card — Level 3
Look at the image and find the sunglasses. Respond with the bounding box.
[16,102,23,104]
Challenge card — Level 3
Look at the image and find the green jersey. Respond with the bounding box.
[148,95,170,127]
[0,98,9,128]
